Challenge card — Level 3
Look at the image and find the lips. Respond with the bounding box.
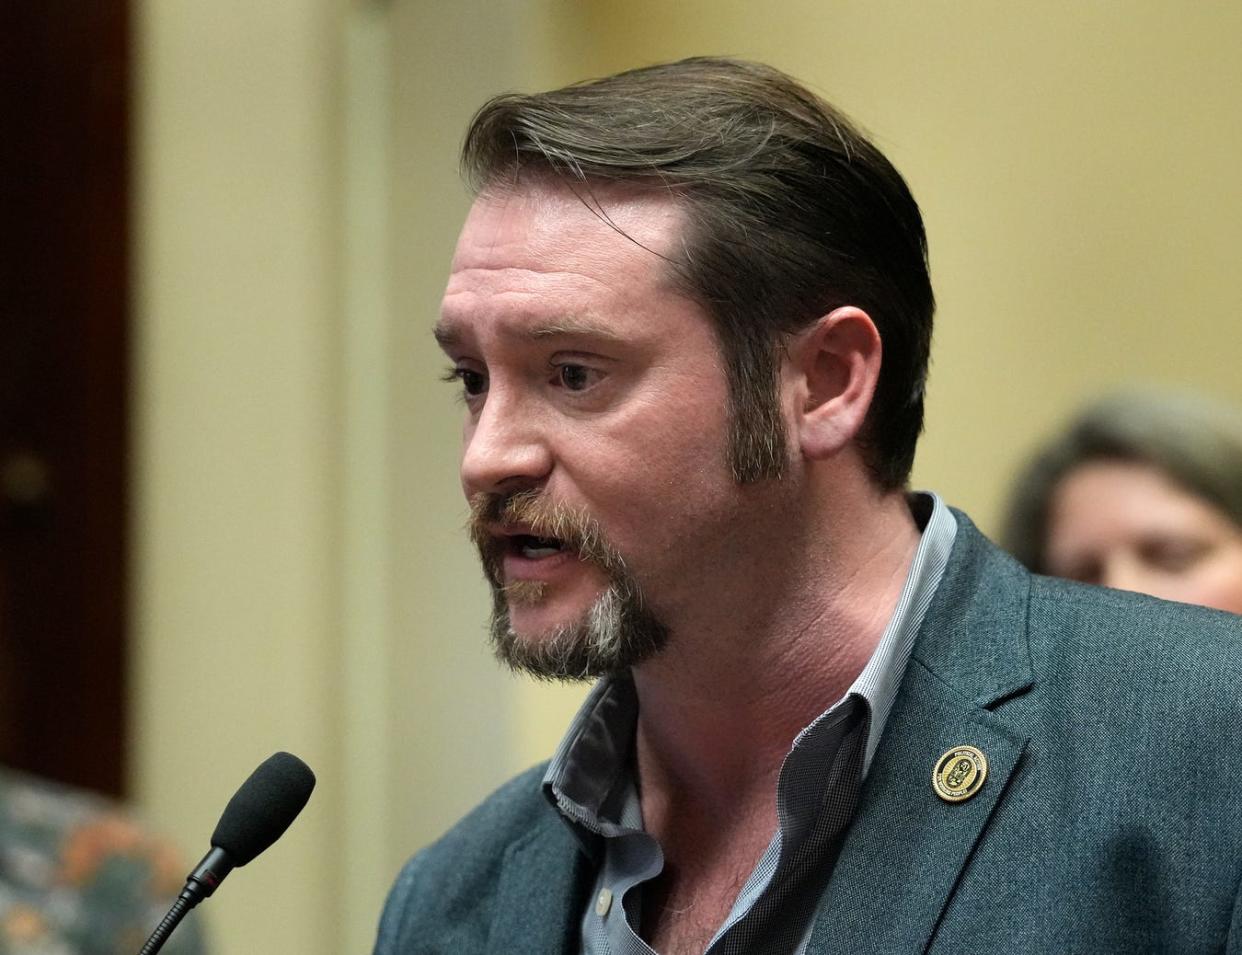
[497,527,579,584]
[468,490,625,586]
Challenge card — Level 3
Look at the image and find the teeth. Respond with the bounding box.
[518,536,563,559]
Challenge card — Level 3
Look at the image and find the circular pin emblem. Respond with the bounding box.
[932,746,988,803]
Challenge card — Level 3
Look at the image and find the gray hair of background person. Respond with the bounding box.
[1000,391,1242,572]
[460,56,934,490]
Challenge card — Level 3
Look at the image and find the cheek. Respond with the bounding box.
[586,443,736,543]
[1176,551,1242,615]
[567,435,741,573]
[573,395,734,500]
[551,376,740,556]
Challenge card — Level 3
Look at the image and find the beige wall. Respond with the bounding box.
[132,1,347,951]
[131,3,1242,952]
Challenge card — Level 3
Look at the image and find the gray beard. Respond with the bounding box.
[488,575,668,682]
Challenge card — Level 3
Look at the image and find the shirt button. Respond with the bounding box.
[595,888,613,917]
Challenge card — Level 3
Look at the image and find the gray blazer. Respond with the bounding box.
[375,512,1242,953]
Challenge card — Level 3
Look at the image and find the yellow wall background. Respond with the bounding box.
[130,3,1242,952]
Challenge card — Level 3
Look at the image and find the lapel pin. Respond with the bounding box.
[933,745,988,803]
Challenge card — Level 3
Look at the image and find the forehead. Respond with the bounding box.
[438,179,697,343]
[1051,460,1222,537]
[452,177,684,272]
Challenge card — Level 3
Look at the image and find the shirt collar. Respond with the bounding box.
[849,491,956,770]
[543,492,958,829]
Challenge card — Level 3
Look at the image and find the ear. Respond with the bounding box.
[786,306,882,461]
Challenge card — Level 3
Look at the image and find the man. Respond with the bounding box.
[375,58,1242,954]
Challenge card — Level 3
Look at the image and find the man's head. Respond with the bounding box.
[461,56,934,488]
[440,58,935,680]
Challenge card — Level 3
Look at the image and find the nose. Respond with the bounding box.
[460,389,553,496]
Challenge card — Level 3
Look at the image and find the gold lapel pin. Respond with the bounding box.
[932,745,988,803]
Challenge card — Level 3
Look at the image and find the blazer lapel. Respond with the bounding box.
[808,663,1028,953]
[487,810,593,955]
[808,513,1036,954]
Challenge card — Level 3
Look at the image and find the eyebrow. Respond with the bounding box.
[433,315,627,349]
[432,321,461,348]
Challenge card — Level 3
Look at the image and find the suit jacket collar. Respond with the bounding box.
[486,510,1036,955]
[807,510,1035,953]
[487,807,594,955]
[909,509,1035,709]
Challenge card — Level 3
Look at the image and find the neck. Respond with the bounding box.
[630,481,921,825]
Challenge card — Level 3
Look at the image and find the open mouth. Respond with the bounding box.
[509,534,567,560]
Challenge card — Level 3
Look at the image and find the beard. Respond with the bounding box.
[468,489,668,681]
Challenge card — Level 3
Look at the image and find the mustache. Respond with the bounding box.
[467,489,626,580]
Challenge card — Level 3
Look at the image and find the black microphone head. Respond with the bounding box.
[210,752,315,866]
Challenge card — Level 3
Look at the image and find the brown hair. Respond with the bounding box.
[461,57,934,488]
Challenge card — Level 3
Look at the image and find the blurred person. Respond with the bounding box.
[375,59,1242,953]
[0,766,207,954]
[1001,390,1242,612]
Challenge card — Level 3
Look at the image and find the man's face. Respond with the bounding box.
[436,178,780,679]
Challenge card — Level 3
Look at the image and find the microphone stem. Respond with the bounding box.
[137,895,195,955]
[136,847,232,954]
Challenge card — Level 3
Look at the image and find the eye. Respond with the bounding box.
[441,366,488,398]
[553,363,602,392]
[1140,537,1212,574]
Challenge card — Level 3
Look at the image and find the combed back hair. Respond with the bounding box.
[460,56,935,488]
[1001,391,1242,572]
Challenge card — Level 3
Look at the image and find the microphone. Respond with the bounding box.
[138,752,316,955]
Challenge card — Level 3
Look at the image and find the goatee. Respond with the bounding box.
[469,489,668,681]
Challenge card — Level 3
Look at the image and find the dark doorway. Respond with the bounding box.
[0,1,131,797]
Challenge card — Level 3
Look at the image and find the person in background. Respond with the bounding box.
[1000,390,1242,612]
[0,768,207,954]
